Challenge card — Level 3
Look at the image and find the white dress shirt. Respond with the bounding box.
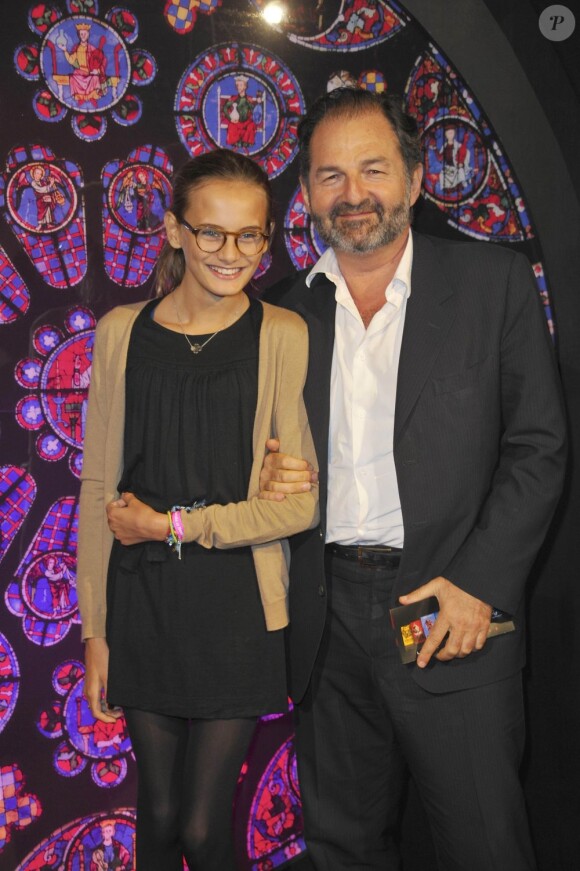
[306,232,413,547]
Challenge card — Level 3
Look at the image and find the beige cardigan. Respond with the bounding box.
[77,299,318,639]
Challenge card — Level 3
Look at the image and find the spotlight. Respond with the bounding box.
[262,1,285,25]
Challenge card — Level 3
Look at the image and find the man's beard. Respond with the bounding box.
[310,196,411,254]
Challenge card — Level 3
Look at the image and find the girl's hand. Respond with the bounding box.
[84,637,123,723]
[106,492,168,545]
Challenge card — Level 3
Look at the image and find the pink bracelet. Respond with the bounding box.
[171,509,184,541]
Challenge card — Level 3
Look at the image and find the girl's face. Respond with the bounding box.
[165,178,269,304]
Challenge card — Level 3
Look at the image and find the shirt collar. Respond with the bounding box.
[305,230,413,308]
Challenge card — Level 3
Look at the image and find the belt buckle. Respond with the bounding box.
[357,546,376,568]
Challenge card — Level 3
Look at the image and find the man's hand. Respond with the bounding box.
[106,492,167,545]
[84,637,123,723]
[258,438,318,502]
[399,577,492,669]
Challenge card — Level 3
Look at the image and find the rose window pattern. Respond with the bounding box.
[405,45,534,243]
[174,42,305,179]
[15,810,136,870]
[0,248,30,325]
[15,306,95,476]
[248,0,409,52]
[0,765,42,852]
[6,497,80,647]
[247,737,305,868]
[0,633,21,736]
[0,466,37,566]
[14,1,157,142]
[164,0,221,35]
[0,145,86,289]
[102,144,173,287]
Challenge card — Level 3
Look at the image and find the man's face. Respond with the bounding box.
[301,109,422,255]
[79,28,90,43]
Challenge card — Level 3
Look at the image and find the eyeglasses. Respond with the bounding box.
[180,220,270,255]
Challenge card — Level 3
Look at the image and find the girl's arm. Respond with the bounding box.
[77,315,113,640]
[107,315,319,548]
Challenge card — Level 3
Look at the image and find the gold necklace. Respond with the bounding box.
[171,294,245,355]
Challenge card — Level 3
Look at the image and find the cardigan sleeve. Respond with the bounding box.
[76,304,143,640]
[77,314,113,639]
[180,313,319,548]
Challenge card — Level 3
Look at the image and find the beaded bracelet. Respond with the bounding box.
[165,500,206,560]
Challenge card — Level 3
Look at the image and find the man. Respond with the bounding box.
[261,88,566,870]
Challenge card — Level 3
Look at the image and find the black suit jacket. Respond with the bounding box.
[266,232,567,701]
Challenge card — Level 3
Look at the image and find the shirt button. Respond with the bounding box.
[318,529,324,539]
[318,585,326,597]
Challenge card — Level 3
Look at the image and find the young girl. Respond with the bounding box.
[77,149,318,870]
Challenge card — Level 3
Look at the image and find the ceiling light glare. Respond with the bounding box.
[262,2,285,25]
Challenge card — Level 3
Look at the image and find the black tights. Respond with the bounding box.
[124,708,256,870]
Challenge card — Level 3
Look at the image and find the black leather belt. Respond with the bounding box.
[326,543,402,568]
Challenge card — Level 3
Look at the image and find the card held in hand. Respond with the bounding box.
[389,597,516,664]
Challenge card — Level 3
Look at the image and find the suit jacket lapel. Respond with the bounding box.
[294,274,335,526]
[395,234,457,444]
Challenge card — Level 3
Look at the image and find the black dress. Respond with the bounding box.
[106,298,288,718]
